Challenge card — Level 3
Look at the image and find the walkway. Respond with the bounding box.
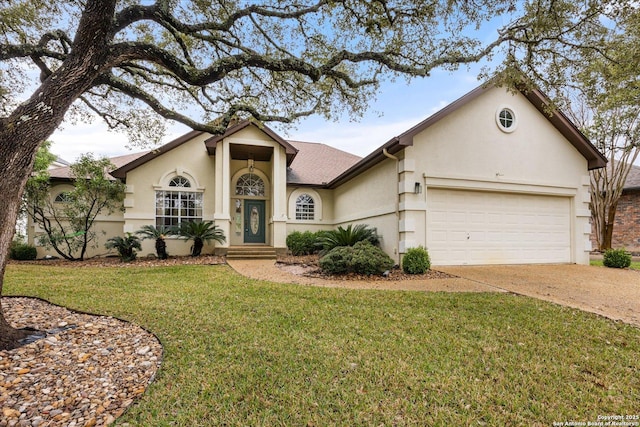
[226,259,501,292]
[228,260,640,327]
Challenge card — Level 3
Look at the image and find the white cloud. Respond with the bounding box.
[289,100,451,157]
[49,121,189,162]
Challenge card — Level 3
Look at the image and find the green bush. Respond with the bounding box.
[350,241,394,275]
[286,231,320,256]
[603,248,632,269]
[9,241,37,260]
[105,233,142,262]
[319,246,353,274]
[319,224,380,251]
[402,246,431,274]
[319,241,394,276]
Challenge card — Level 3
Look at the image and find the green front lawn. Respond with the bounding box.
[4,264,640,426]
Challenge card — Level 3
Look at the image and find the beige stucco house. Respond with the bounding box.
[30,82,606,265]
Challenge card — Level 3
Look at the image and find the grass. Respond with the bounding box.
[590,259,640,269]
[4,263,640,426]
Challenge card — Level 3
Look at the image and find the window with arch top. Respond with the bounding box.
[156,175,202,232]
[235,173,265,197]
[295,194,315,220]
[54,192,73,203]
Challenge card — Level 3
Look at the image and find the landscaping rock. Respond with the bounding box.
[0,297,162,426]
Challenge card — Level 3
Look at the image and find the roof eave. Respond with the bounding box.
[111,130,205,179]
[204,120,299,166]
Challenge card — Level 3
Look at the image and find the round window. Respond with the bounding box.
[496,107,517,133]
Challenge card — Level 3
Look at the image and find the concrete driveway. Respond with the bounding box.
[438,264,640,327]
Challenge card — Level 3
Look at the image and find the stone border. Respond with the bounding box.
[0,296,163,426]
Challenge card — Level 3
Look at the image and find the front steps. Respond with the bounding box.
[226,246,277,260]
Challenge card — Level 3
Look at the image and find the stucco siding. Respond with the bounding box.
[332,160,399,261]
[124,133,215,224]
[406,87,592,264]
[31,217,125,259]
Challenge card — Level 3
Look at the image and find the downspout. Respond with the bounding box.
[382,148,401,258]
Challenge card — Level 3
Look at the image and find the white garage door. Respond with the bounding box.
[427,189,571,265]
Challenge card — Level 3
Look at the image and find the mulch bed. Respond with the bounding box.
[276,254,454,281]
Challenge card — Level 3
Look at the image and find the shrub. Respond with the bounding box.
[9,241,37,260]
[286,231,320,256]
[174,221,225,257]
[319,224,380,251]
[603,248,632,269]
[319,241,394,276]
[402,246,431,274]
[105,233,142,262]
[319,246,353,275]
[350,241,394,275]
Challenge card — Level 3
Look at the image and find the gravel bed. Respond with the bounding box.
[0,297,162,427]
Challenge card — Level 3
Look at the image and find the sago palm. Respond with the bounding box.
[174,221,226,256]
[319,224,379,251]
[105,233,142,262]
[136,225,171,259]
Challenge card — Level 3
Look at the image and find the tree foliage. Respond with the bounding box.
[25,154,125,260]
[0,0,630,348]
[529,7,640,250]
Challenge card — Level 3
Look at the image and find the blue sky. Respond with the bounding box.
[49,65,488,162]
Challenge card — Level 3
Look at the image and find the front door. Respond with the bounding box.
[244,200,266,243]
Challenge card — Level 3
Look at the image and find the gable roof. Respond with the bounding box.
[111,121,299,179]
[49,151,149,181]
[328,82,607,189]
[204,120,298,166]
[110,130,204,179]
[287,141,361,186]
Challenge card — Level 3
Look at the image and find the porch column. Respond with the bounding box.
[271,145,288,249]
[214,139,231,247]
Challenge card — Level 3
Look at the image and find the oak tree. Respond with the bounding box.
[524,5,640,250]
[0,0,622,349]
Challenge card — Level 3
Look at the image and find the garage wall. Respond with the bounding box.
[403,87,592,265]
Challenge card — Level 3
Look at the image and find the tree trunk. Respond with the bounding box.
[601,201,618,251]
[156,238,168,260]
[193,238,203,257]
[0,0,117,350]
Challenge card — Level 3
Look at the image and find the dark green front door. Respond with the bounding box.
[244,200,265,243]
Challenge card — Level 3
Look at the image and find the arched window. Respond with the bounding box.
[295,194,315,220]
[169,176,191,188]
[235,173,265,197]
[156,176,202,231]
[54,192,72,203]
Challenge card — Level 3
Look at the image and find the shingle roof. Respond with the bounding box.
[48,151,149,180]
[286,140,361,186]
[623,163,640,190]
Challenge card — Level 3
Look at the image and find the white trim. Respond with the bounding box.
[496,105,517,133]
[155,169,204,191]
